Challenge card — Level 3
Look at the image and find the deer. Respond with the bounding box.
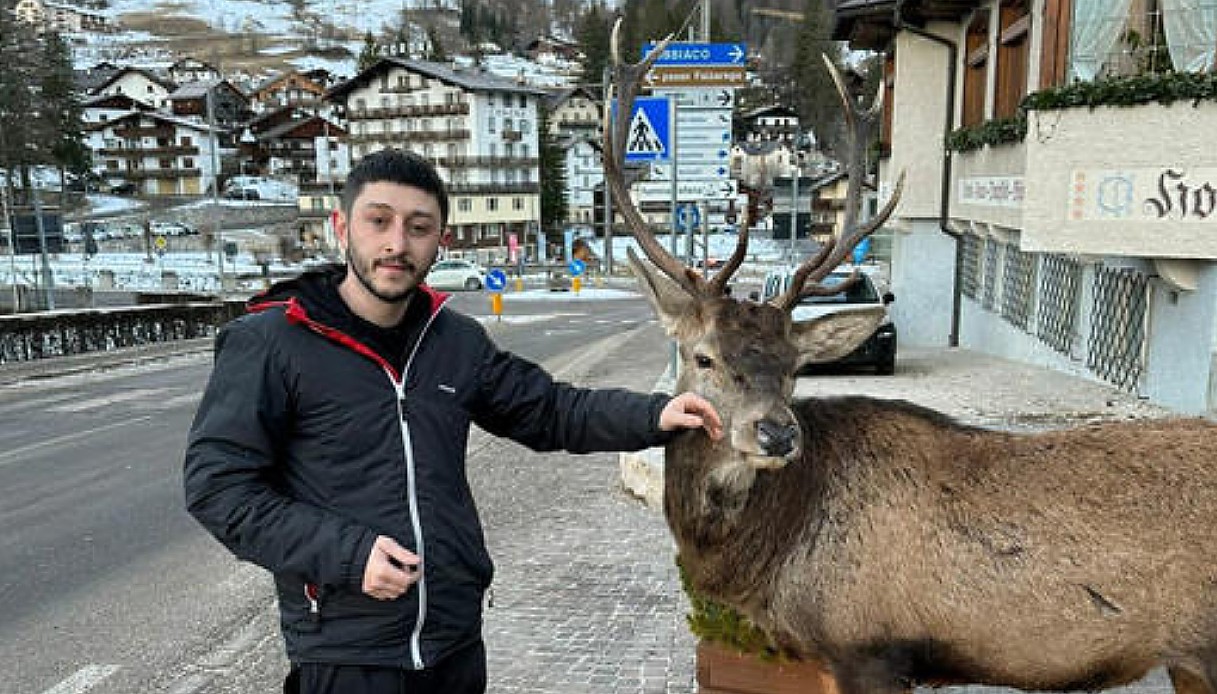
[604,20,1217,694]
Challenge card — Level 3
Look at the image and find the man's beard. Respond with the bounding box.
[346,244,429,305]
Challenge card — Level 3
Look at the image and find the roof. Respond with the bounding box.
[545,86,599,109]
[831,0,984,47]
[90,66,176,96]
[741,104,799,120]
[326,57,551,103]
[85,109,226,134]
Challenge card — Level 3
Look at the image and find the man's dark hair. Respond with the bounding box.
[342,148,449,226]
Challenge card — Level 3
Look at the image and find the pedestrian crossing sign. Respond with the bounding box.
[621,96,671,163]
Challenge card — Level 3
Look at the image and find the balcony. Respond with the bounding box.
[947,99,1217,261]
[501,129,522,142]
[113,126,175,140]
[348,129,471,144]
[98,145,201,158]
[125,167,202,180]
[437,155,539,169]
[448,182,541,195]
[347,102,470,120]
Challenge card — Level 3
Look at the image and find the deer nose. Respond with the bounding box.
[756,419,798,457]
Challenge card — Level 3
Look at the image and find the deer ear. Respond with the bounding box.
[628,248,698,335]
[791,307,886,367]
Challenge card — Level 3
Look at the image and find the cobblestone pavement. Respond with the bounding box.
[473,322,697,694]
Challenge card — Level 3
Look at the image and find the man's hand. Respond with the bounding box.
[659,392,724,440]
[363,535,421,600]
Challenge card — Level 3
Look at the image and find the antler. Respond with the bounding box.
[772,55,905,313]
[604,16,749,297]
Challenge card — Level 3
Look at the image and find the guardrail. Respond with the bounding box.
[0,301,245,365]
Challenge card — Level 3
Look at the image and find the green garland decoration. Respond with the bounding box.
[945,71,1217,153]
[678,561,784,661]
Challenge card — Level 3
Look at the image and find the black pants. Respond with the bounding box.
[284,640,487,694]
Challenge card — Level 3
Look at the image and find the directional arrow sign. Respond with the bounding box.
[634,179,738,202]
[645,66,747,89]
[642,42,747,66]
[649,162,732,181]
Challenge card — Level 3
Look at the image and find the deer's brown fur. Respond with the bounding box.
[608,21,1217,694]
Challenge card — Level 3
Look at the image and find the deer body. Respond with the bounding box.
[666,394,1217,692]
[606,26,1217,693]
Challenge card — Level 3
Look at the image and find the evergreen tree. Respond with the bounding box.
[357,31,381,72]
[787,0,845,154]
[40,32,91,205]
[575,4,611,93]
[426,26,448,61]
[0,11,46,202]
[537,104,567,233]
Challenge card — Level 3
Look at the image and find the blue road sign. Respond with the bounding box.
[486,268,508,291]
[675,203,701,232]
[618,96,671,163]
[568,259,586,277]
[642,42,747,66]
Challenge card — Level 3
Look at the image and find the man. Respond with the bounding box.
[184,148,721,694]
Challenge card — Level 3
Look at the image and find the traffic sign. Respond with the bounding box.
[646,66,747,89]
[568,259,586,277]
[154,234,167,256]
[634,179,738,202]
[654,89,736,109]
[486,268,508,292]
[620,96,671,162]
[642,42,747,66]
[649,162,732,181]
[675,204,701,232]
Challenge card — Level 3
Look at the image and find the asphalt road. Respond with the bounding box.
[0,290,664,694]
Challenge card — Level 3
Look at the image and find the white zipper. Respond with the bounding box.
[394,296,448,670]
[395,378,427,670]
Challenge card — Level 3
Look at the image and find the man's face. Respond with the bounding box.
[336,181,450,305]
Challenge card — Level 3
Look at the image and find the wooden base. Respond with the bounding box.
[696,641,840,694]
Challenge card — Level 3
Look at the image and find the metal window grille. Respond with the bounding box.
[981,237,999,311]
[1000,243,1036,331]
[1036,254,1083,355]
[960,234,981,299]
[1086,265,1150,392]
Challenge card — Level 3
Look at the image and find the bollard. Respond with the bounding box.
[491,292,503,321]
[514,276,523,292]
[572,277,582,294]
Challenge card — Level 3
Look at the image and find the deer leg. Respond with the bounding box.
[1169,665,1216,694]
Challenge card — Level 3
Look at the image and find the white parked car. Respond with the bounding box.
[426,259,486,291]
[760,264,897,375]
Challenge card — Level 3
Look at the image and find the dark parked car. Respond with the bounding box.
[760,266,897,375]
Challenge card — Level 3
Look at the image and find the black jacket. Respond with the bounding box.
[184,266,673,668]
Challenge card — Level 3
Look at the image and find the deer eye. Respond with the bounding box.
[694,354,714,369]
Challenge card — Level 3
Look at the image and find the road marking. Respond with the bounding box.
[41,665,120,694]
[0,391,79,415]
[49,388,170,413]
[152,392,204,410]
[0,416,153,469]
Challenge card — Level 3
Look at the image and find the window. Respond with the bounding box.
[184,157,194,168]
[994,0,1030,119]
[962,11,991,127]
[513,197,524,210]
[458,198,472,212]
[487,197,498,212]
[488,116,496,133]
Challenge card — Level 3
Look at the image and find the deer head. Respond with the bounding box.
[604,21,904,470]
